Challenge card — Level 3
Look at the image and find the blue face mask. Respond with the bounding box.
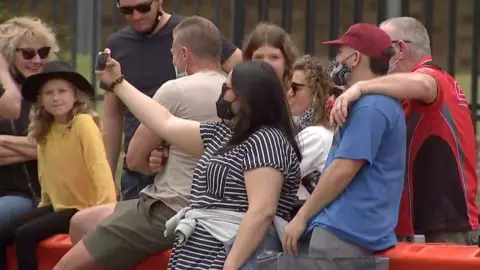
[174,51,188,79]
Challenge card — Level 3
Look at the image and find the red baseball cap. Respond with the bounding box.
[323,23,393,60]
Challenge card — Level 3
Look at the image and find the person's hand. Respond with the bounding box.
[282,215,307,255]
[148,145,169,173]
[329,83,362,126]
[95,48,122,86]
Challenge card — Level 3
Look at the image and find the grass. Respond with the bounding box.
[72,53,480,206]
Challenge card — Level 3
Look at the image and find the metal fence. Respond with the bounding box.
[2,0,480,129]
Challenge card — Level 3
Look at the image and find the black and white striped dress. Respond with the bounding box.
[167,122,301,270]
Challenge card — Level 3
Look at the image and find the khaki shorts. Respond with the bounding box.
[308,227,373,258]
[82,195,177,270]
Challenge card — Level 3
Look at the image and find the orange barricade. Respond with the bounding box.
[7,234,480,270]
[6,234,172,270]
[378,242,480,270]
[135,249,172,270]
[7,234,71,270]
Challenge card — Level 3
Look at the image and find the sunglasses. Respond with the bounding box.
[290,82,306,94]
[118,0,153,15]
[16,47,51,60]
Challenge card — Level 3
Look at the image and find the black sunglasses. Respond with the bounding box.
[16,47,51,60]
[291,82,306,94]
[118,0,153,15]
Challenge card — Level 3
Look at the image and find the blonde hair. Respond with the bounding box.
[0,16,59,68]
[28,85,101,144]
[292,55,334,129]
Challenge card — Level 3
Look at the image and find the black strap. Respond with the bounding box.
[301,170,321,194]
[421,60,445,72]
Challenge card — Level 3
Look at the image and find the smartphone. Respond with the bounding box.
[95,52,108,71]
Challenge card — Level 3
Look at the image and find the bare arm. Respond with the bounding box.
[112,80,204,157]
[224,167,284,269]
[0,135,37,158]
[294,158,364,222]
[126,124,163,175]
[358,72,438,104]
[102,92,124,178]
[221,48,242,73]
[0,71,22,119]
[0,145,31,165]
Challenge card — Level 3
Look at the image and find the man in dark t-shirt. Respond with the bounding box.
[103,0,242,200]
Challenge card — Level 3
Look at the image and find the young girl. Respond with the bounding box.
[242,22,299,91]
[0,60,116,270]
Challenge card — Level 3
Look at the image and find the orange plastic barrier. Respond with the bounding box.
[8,234,480,270]
[378,242,480,270]
[135,249,172,269]
[6,234,171,270]
[7,234,71,270]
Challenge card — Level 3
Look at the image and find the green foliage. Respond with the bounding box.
[0,3,70,60]
[0,4,11,23]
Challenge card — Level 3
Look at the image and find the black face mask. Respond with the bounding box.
[216,96,235,120]
[216,83,235,120]
[329,52,357,86]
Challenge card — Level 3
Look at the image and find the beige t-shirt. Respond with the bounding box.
[141,70,225,211]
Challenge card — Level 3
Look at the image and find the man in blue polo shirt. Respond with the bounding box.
[283,23,406,257]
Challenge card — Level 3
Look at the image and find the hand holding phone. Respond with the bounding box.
[95,52,108,71]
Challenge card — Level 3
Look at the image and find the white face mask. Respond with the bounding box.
[388,43,401,74]
[388,58,400,74]
[174,51,188,78]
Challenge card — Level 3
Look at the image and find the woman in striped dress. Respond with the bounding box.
[98,54,302,269]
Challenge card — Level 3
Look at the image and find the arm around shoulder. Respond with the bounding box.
[358,72,438,104]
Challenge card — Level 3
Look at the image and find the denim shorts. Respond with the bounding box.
[223,225,282,270]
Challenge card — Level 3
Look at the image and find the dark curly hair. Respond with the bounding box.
[292,55,334,129]
[242,22,299,90]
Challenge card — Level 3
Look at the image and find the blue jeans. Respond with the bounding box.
[223,225,282,270]
[120,169,154,201]
[0,195,35,223]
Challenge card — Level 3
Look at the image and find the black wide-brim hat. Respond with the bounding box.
[21,60,95,102]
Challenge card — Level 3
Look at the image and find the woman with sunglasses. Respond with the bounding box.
[287,55,335,205]
[0,16,59,223]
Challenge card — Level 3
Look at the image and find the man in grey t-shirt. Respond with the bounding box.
[55,16,227,270]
